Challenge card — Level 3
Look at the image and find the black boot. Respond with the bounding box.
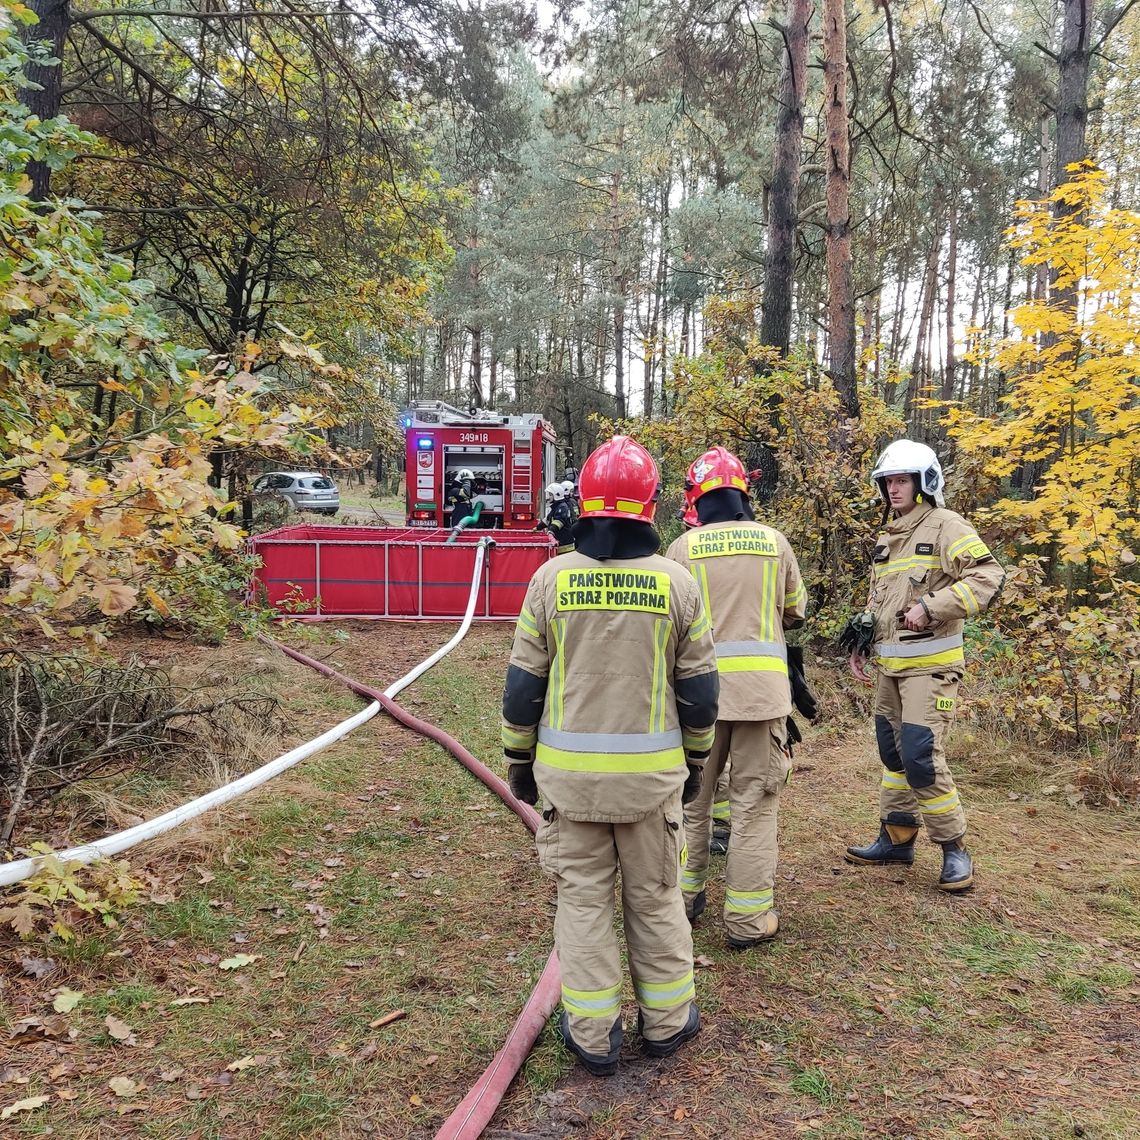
[709,824,730,856]
[844,813,918,866]
[937,838,974,891]
[557,1010,621,1076]
[638,1004,700,1058]
[686,889,706,924]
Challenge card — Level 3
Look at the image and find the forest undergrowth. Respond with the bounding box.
[4,623,1136,1139]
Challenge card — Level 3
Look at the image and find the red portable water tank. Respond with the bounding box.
[249,525,556,620]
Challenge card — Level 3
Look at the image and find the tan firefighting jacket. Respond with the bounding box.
[501,551,719,823]
[664,521,807,721]
[867,502,1005,677]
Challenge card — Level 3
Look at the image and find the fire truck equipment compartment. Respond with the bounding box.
[249,525,555,620]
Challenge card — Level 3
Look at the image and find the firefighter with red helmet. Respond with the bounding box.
[665,445,811,948]
[501,436,719,1075]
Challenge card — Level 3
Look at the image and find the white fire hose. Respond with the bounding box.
[0,538,493,888]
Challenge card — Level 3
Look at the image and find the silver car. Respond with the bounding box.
[252,471,339,516]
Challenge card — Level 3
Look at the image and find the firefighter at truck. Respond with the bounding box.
[840,439,1005,892]
[665,446,815,948]
[500,436,719,1076]
[536,482,576,553]
[445,468,476,528]
[559,480,579,524]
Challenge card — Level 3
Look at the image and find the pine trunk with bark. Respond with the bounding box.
[23,0,70,201]
[823,0,859,419]
[759,0,811,356]
[941,199,958,403]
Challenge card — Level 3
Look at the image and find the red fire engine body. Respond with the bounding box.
[402,400,558,529]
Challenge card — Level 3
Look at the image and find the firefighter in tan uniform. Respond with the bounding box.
[665,446,809,948]
[679,488,733,855]
[841,440,1005,890]
[501,436,719,1076]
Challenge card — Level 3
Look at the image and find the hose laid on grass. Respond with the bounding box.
[0,540,494,890]
[383,536,492,698]
[0,700,381,889]
[4,534,558,1136]
[271,644,561,1139]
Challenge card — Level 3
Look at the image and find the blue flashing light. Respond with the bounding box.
[403,417,413,428]
[417,436,433,449]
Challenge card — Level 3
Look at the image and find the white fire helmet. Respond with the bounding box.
[547,482,567,502]
[456,468,474,482]
[870,440,945,507]
[559,480,575,498]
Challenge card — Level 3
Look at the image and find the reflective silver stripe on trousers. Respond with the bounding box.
[715,640,788,660]
[536,726,683,752]
[873,633,964,658]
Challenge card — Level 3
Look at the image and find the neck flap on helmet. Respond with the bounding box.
[573,517,661,561]
[696,487,754,525]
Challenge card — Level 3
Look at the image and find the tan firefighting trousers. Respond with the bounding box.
[711,767,731,830]
[875,672,967,842]
[681,719,789,940]
[536,789,695,1055]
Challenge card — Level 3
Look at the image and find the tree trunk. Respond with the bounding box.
[469,326,483,408]
[22,0,70,201]
[823,0,859,419]
[759,0,811,356]
[1055,0,1092,192]
[610,163,628,420]
[644,175,670,418]
[941,199,958,403]
[1048,0,1093,330]
[906,234,940,426]
[1034,112,1052,302]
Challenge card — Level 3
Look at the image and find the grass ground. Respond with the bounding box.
[2,623,1138,1139]
[335,486,405,525]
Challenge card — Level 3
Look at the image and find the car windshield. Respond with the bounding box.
[300,477,334,489]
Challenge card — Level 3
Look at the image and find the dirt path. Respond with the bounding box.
[3,623,1138,1139]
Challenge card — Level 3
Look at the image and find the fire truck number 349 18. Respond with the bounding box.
[459,431,489,443]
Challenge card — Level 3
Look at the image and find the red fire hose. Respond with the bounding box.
[270,640,561,1138]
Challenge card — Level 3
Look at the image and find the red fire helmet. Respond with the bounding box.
[680,483,699,528]
[685,445,748,504]
[578,436,660,523]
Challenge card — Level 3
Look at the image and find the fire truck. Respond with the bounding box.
[401,400,558,529]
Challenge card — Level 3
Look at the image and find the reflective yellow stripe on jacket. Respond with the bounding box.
[536,727,685,773]
[873,633,964,673]
[714,639,789,676]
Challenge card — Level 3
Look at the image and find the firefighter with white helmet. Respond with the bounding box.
[560,479,579,524]
[840,439,1005,891]
[665,445,811,947]
[538,481,576,554]
[446,468,476,528]
[501,436,719,1075]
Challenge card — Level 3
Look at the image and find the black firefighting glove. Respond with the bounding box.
[507,763,538,806]
[787,645,819,722]
[837,611,876,656]
[534,520,548,531]
[785,715,802,757]
[682,763,703,805]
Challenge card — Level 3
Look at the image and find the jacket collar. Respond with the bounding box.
[886,500,935,535]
